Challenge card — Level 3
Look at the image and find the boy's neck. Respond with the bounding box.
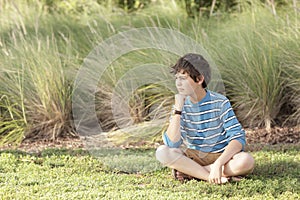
[190,88,207,104]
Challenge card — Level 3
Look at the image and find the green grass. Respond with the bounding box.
[0,146,299,199]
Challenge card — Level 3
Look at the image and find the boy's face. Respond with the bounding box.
[175,70,201,96]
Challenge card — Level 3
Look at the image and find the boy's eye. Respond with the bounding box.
[175,76,187,80]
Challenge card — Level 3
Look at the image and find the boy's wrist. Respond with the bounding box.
[174,105,183,111]
[214,159,224,167]
[173,110,182,115]
[174,108,182,112]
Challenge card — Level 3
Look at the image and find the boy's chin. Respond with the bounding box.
[177,89,185,94]
[178,92,189,96]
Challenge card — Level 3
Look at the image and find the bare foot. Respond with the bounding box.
[220,177,229,184]
[227,176,244,182]
[172,169,229,184]
[172,169,195,182]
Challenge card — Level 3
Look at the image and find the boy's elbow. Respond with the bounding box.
[234,138,245,151]
[162,132,182,148]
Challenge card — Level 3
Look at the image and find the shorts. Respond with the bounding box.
[184,148,222,166]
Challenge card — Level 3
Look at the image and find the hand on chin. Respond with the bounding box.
[178,91,188,97]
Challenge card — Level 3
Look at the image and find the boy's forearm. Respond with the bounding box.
[166,114,182,143]
[214,140,242,166]
[165,94,186,143]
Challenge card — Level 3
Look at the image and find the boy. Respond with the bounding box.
[156,53,255,184]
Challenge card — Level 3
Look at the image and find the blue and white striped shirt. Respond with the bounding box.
[163,90,246,153]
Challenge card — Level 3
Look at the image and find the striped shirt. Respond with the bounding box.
[163,90,246,153]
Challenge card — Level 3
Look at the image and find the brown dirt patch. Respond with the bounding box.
[246,126,300,145]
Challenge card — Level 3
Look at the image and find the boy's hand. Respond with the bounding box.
[208,162,224,184]
[174,94,186,111]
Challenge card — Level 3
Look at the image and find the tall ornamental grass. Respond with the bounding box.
[0,0,184,145]
[94,50,177,145]
[280,25,300,125]
[0,0,299,146]
[0,2,84,144]
[209,3,299,131]
[0,33,75,144]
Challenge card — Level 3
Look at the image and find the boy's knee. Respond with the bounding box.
[155,145,183,166]
[239,152,255,172]
[155,145,171,164]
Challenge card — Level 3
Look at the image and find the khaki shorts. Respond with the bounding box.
[184,148,222,166]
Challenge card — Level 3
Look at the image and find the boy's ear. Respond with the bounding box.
[196,75,205,85]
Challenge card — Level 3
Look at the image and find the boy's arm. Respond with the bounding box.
[165,114,182,143]
[164,94,186,144]
[215,140,242,165]
[209,99,245,184]
[208,140,242,184]
[221,99,246,148]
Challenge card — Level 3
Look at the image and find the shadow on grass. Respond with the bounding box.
[0,147,161,173]
[0,148,90,157]
[252,160,300,180]
[1,145,299,177]
[239,159,300,199]
[0,147,157,157]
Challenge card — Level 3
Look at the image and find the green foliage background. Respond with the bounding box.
[0,0,299,145]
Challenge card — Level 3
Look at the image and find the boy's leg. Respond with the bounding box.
[156,145,228,183]
[223,152,255,176]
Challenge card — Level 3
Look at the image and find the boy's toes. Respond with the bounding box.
[220,177,229,184]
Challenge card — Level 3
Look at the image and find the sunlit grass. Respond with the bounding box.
[0,145,299,199]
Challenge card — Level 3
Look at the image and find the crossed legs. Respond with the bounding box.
[155,145,255,184]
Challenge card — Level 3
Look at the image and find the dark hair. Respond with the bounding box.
[171,55,209,88]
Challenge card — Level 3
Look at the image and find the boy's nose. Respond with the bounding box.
[176,79,182,86]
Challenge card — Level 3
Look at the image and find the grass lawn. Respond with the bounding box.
[0,145,299,200]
